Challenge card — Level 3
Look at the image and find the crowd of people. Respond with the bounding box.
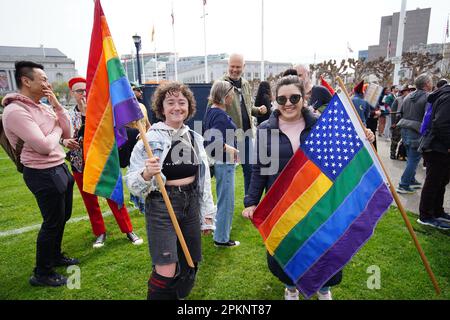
[1,56,449,300]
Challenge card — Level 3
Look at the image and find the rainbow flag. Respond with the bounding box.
[83,0,143,205]
[252,91,393,299]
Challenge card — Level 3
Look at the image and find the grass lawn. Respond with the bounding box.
[0,148,449,300]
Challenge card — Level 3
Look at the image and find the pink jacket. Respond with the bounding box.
[2,93,71,169]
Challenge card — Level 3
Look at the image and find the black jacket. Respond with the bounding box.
[419,85,450,154]
[244,108,319,207]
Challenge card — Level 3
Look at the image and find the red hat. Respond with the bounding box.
[353,80,365,95]
[68,77,86,90]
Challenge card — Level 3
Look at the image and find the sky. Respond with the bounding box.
[0,0,449,77]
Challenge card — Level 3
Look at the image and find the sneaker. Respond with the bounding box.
[317,289,333,300]
[127,232,144,245]
[284,288,300,300]
[29,272,67,287]
[410,181,423,190]
[396,186,416,194]
[54,254,79,267]
[93,233,107,249]
[390,155,397,160]
[417,218,450,230]
[214,240,240,248]
[436,212,450,223]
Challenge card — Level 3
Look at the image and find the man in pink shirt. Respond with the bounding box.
[2,61,78,287]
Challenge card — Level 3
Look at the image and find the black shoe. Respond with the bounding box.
[126,232,144,245]
[54,254,79,267]
[417,218,450,230]
[390,155,396,160]
[29,272,67,287]
[214,240,241,248]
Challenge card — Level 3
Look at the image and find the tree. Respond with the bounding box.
[52,82,70,104]
[365,57,395,87]
[401,52,443,82]
[310,59,348,84]
[347,58,370,83]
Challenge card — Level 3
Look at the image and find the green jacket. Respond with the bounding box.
[221,75,260,139]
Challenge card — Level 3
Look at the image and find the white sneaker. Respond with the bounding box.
[284,288,300,300]
[317,289,333,300]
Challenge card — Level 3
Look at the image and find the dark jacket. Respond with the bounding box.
[244,108,319,207]
[255,93,272,126]
[419,85,450,154]
[398,89,429,133]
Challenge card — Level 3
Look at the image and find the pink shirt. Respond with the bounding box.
[2,93,71,169]
[279,117,306,152]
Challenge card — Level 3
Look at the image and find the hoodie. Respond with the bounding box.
[1,93,71,169]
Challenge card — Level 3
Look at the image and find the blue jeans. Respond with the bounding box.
[399,128,422,188]
[213,163,236,243]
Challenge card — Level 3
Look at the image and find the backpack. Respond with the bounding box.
[0,114,25,173]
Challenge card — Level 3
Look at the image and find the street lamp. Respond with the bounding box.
[132,34,142,85]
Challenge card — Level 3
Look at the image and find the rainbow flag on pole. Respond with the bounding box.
[83,0,143,205]
[252,91,393,299]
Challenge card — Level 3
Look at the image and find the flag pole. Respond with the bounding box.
[202,1,208,83]
[136,121,195,268]
[260,0,265,81]
[171,1,178,81]
[336,77,441,295]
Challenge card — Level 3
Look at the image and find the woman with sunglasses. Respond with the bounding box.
[242,75,343,300]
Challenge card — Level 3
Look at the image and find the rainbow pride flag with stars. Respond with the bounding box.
[83,0,143,205]
[252,91,393,299]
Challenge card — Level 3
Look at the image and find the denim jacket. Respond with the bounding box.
[125,122,216,230]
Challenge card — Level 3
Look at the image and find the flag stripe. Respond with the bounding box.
[103,36,118,64]
[259,160,322,239]
[95,144,121,199]
[83,101,115,195]
[297,184,392,298]
[110,77,136,107]
[106,58,126,84]
[274,148,373,266]
[284,164,383,281]
[253,150,309,227]
[265,174,333,255]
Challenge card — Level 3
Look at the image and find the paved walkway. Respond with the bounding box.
[377,136,450,215]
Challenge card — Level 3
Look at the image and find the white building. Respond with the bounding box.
[0,46,77,94]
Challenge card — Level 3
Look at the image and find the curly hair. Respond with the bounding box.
[151,82,197,121]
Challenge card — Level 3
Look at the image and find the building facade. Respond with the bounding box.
[368,8,431,61]
[0,46,77,94]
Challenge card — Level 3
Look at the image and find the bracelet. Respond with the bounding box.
[59,138,65,146]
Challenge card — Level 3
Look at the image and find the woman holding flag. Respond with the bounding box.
[242,75,375,300]
[125,82,216,300]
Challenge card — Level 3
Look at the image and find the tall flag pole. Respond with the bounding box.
[171,1,178,81]
[260,0,265,81]
[393,0,407,85]
[202,0,209,83]
[151,24,159,82]
[84,0,143,205]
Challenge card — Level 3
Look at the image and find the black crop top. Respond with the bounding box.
[162,135,199,180]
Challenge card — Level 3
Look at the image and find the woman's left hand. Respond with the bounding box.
[364,128,375,144]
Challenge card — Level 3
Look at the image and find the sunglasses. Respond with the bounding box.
[73,89,86,94]
[276,94,302,106]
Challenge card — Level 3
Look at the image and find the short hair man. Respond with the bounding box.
[396,74,434,194]
[221,54,267,195]
[2,61,77,286]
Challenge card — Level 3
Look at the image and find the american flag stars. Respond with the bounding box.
[303,95,364,181]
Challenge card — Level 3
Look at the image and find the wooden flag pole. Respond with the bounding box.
[337,77,441,295]
[136,121,195,268]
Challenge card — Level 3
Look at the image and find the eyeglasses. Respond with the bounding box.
[276,94,302,106]
[73,89,86,94]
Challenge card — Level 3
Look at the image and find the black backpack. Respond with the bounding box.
[0,114,24,173]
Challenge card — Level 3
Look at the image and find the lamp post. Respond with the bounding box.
[132,34,142,85]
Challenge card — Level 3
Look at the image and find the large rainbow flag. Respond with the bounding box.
[252,91,393,299]
[83,0,143,205]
